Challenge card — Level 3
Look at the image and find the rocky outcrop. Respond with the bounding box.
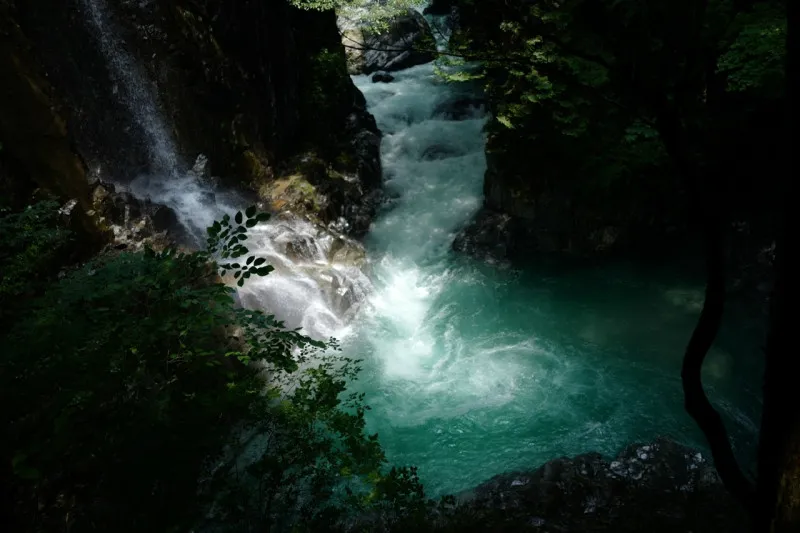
[88,181,183,251]
[371,71,395,83]
[9,0,382,238]
[0,0,109,248]
[450,438,747,532]
[0,1,87,207]
[343,10,436,75]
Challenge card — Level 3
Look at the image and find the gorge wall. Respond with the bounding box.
[448,0,784,282]
[1,0,382,237]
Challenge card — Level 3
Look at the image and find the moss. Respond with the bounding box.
[334,150,357,171]
[259,174,322,215]
[239,149,273,186]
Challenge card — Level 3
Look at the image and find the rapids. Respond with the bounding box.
[80,0,763,499]
[341,61,763,496]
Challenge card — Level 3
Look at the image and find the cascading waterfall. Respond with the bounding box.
[79,0,371,337]
[338,15,762,496]
[81,0,762,500]
[80,0,180,175]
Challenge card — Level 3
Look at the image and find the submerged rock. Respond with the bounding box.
[371,71,395,83]
[433,96,486,120]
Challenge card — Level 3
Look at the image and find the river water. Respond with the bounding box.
[80,0,764,499]
[341,61,764,496]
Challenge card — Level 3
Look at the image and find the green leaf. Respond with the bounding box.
[246,219,258,228]
[246,206,257,219]
[247,256,255,265]
[257,266,275,276]
[235,212,243,225]
[254,258,266,266]
[496,114,515,129]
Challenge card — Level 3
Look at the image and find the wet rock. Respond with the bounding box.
[150,204,179,233]
[453,438,747,533]
[350,126,383,190]
[328,236,367,267]
[282,233,320,263]
[89,180,179,251]
[371,71,395,83]
[345,10,436,75]
[453,208,513,262]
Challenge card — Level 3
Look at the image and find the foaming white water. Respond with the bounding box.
[347,60,503,420]
[237,216,373,340]
[80,0,371,340]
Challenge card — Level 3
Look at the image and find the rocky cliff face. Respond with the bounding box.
[0,0,109,247]
[447,0,688,261]
[2,0,382,237]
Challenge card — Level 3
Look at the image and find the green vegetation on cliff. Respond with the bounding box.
[446,0,786,255]
[0,204,429,532]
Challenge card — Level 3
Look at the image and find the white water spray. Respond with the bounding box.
[79,0,371,337]
[80,0,180,175]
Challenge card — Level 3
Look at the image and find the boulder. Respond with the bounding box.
[345,10,437,75]
[453,438,747,533]
[371,71,395,83]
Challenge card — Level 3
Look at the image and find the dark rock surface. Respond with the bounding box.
[7,0,382,238]
[372,71,396,83]
[89,180,185,250]
[345,10,436,75]
[449,438,748,532]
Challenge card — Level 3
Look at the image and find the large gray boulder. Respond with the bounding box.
[345,10,436,75]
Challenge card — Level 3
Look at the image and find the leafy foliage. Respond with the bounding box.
[717,4,787,95]
[0,204,424,532]
[0,201,73,321]
[446,0,786,249]
[291,0,423,30]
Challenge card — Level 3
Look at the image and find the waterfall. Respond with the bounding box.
[338,11,759,498]
[78,0,371,340]
[80,0,180,175]
[77,0,759,498]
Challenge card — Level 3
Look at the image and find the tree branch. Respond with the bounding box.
[680,210,756,510]
[653,97,756,509]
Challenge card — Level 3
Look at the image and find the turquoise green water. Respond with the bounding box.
[347,64,763,497]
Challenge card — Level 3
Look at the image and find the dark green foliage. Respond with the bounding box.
[0,204,422,533]
[449,0,786,251]
[0,201,73,323]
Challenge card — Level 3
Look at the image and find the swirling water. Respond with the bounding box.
[81,0,764,499]
[344,63,764,496]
